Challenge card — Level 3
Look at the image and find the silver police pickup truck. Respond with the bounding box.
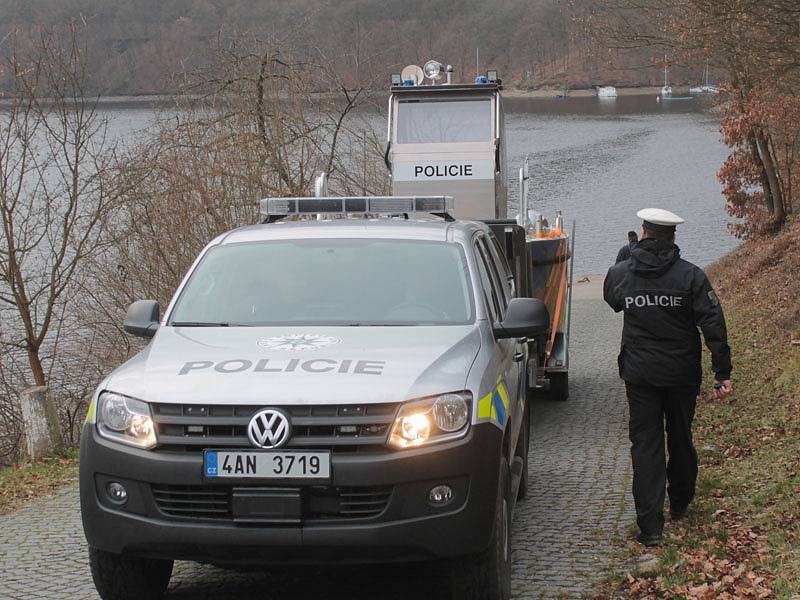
[80,198,550,600]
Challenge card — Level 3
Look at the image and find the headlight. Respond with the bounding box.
[388,392,471,449]
[97,392,157,449]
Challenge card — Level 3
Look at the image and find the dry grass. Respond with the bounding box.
[0,448,79,514]
[595,218,800,599]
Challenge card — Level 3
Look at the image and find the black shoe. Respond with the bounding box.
[670,505,688,520]
[636,532,662,547]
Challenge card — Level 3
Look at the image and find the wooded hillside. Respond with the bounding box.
[0,0,686,95]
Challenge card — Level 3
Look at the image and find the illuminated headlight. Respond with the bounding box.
[388,392,471,449]
[97,392,156,449]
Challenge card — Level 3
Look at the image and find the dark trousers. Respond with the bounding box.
[625,382,699,535]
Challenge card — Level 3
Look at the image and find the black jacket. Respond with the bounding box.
[603,238,732,386]
[615,244,632,264]
[615,232,639,264]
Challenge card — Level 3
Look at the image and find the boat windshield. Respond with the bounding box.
[395,98,492,144]
[169,239,475,326]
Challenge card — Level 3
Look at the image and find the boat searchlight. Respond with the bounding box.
[393,61,457,86]
[423,60,443,82]
[399,64,424,86]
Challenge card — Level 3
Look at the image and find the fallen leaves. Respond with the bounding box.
[0,451,79,514]
[599,522,777,599]
[723,444,752,459]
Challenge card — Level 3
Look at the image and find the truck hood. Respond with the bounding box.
[105,325,481,405]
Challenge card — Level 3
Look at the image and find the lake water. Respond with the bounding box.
[504,94,740,276]
[102,93,740,277]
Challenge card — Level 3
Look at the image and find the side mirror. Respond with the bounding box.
[123,300,160,338]
[493,298,550,339]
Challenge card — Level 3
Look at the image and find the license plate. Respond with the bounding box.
[204,450,330,480]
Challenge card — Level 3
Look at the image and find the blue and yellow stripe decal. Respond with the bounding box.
[476,378,510,429]
[85,397,96,423]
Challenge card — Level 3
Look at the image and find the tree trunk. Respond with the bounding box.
[756,135,786,225]
[19,386,62,459]
[27,347,47,387]
[748,134,775,215]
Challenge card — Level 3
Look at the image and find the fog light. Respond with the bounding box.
[428,484,453,507]
[106,481,128,504]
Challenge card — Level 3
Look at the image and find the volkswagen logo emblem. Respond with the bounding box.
[247,409,291,449]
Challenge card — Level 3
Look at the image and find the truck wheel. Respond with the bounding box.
[525,357,540,403]
[450,457,511,600]
[89,547,173,600]
[525,379,539,402]
[548,372,569,401]
[517,404,530,501]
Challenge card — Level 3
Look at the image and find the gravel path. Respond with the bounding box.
[0,283,635,599]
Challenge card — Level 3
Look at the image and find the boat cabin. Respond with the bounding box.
[386,71,507,221]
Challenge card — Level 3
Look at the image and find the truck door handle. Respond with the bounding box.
[513,352,524,362]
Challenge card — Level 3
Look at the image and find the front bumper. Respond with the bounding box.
[79,422,502,564]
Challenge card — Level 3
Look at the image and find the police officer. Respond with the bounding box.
[603,208,733,547]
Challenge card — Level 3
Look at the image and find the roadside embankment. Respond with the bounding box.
[597,219,800,599]
[0,448,78,514]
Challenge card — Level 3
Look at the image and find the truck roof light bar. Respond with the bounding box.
[260,196,455,222]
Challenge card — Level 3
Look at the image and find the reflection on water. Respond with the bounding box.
[101,93,740,277]
[504,95,739,276]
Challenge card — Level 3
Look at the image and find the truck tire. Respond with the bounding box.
[450,456,511,600]
[525,377,539,402]
[89,547,173,600]
[548,372,569,401]
[517,404,530,501]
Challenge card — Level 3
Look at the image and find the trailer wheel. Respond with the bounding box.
[89,547,172,600]
[548,372,569,401]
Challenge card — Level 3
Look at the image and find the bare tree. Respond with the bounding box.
[73,31,387,388]
[0,25,117,406]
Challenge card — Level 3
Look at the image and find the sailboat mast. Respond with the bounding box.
[664,54,668,86]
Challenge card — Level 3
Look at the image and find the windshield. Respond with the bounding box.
[395,99,492,144]
[169,239,474,326]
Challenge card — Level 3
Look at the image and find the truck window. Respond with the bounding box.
[473,238,503,322]
[486,235,515,300]
[395,99,492,144]
[477,236,509,315]
[169,239,474,326]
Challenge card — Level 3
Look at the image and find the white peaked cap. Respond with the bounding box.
[636,208,685,226]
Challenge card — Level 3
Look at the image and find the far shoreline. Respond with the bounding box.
[87,85,670,107]
[503,86,664,98]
